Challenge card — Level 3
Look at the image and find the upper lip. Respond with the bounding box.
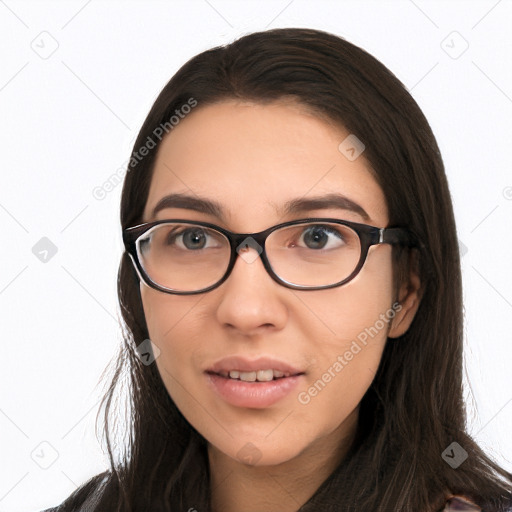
[206,356,304,376]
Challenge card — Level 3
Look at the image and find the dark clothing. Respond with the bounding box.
[39,472,489,512]
[39,472,111,512]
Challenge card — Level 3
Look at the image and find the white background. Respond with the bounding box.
[1,1,511,510]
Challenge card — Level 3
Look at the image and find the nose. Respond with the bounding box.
[214,246,288,336]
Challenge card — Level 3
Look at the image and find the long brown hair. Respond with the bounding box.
[63,28,512,511]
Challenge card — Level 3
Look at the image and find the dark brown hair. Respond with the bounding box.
[56,27,512,511]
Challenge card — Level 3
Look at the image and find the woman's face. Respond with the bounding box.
[140,100,415,467]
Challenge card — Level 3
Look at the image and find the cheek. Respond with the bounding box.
[141,284,202,339]
[292,305,390,443]
[295,246,395,348]
[140,291,219,444]
[292,248,395,427]
[140,284,204,381]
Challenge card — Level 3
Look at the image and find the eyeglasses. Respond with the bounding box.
[123,218,417,295]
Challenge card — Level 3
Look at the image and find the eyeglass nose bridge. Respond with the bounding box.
[232,233,266,264]
[221,230,286,288]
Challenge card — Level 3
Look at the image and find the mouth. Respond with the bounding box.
[206,368,303,382]
[204,356,305,408]
[205,356,305,381]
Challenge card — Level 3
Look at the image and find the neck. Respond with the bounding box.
[208,408,359,512]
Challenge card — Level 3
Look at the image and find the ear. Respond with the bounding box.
[388,250,422,339]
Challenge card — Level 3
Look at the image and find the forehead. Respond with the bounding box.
[143,100,388,228]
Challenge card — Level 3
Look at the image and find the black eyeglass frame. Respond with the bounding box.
[123,218,418,295]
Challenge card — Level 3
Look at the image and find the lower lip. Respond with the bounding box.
[205,372,303,408]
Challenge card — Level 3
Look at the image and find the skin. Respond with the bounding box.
[139,100,421,511]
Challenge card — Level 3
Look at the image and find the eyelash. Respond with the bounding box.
[165,224,348,251]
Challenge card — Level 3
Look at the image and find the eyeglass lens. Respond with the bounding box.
[136,222,362,292]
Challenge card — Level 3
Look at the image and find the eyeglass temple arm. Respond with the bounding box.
[380,227,418,247]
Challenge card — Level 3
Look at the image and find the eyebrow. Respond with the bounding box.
[283,193,370,221]
[150,192,370,222]
[151,193,226,221]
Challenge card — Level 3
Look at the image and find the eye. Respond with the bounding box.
[168,227,222,250]
[298,225,346,250]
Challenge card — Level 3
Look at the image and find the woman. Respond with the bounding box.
[41,28,512,511]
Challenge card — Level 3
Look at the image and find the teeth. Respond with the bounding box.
[239,371,257,382]
[226,369,289,382]
[256,369,273,382]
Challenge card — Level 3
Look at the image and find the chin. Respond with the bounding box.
[217,438,304,467]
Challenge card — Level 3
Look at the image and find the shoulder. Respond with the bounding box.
[441,495,482,511]
[441,494,512,512]
[37,471,113,512]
